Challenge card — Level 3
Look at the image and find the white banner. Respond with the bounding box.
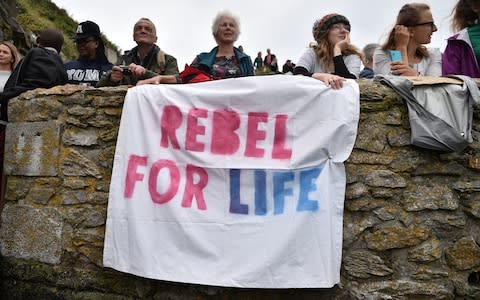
[103,75,359,288]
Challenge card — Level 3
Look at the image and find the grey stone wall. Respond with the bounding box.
[1,81,480,299]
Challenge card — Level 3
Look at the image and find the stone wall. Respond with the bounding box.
[1,81,480,299]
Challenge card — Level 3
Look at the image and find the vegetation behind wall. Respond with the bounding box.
[0,0,119,60]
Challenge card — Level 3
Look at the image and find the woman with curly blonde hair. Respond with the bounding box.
[293,13,362,90]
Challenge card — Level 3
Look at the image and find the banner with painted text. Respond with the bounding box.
[103,75,360,288]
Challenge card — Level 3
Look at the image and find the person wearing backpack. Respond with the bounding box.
[96,18,179,87]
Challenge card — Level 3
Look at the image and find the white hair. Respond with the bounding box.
[211,10,241,42]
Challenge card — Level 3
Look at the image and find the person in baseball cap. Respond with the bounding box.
[64,21,112,85]
[293,13,362,89]
[72,20,101,41]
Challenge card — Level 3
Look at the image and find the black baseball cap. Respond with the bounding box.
[72,21,100,40]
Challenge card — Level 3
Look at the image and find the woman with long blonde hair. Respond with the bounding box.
[293,13,362,90]
[0,41,21,92]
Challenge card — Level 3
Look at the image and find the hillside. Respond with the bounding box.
[0,0,119,60]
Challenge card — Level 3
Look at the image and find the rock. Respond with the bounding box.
[365,226,430,251]
[364,170,407,188]
[408,237,443,262]
[0,204,63,264]
[446,237,480,270]
[403,185,459,211]
[349,280,454,299]
[343,249,393,278]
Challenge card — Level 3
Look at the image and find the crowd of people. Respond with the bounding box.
[0,2,478,117]
[0,0,478,203]
[2,1,479,94]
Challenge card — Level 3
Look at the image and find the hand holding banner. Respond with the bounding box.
[104,75,359,288]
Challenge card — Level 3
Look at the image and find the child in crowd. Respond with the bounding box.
[0,28,67,203]
[0,28,67,121]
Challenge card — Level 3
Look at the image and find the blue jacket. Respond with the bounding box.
[194,47,254,77]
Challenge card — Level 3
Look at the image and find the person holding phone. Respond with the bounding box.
[373,3,441,76]
[293,13,362,90]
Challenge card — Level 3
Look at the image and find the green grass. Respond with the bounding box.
[15,0,119,60]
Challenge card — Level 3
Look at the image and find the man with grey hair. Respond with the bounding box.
[136,10,253,85]
[97,17,178,86]
[360,43,380,79]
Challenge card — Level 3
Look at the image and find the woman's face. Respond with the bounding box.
[410,9,437,45]
[327,23,350,45]
[75,37,99,60]
[216,16,237,45]
[0,44,14,70]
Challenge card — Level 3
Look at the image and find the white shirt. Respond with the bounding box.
[373,47,442,76]
[0,70,12,93]
[296,47,361,78]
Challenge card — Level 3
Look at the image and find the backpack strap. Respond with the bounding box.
[156,49,166,74]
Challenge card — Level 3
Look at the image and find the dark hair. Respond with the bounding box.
[381,3,431,59]
[37,28,64,53]
[93,37,111,65]
[451,0,480,32]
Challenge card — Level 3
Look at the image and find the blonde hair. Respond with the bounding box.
[0,41,21,70]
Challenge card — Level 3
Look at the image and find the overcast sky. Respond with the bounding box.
[51,0,458,67]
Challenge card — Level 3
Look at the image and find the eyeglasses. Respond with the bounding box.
[330,23,351,32]
[75,38,96,45]
[413,21,436,30]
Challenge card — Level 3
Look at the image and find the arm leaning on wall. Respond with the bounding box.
[372,48,392,75]
[424,48,442,76]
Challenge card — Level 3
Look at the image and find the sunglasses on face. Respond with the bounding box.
[75,38,96,45]
[412,21,436,30]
